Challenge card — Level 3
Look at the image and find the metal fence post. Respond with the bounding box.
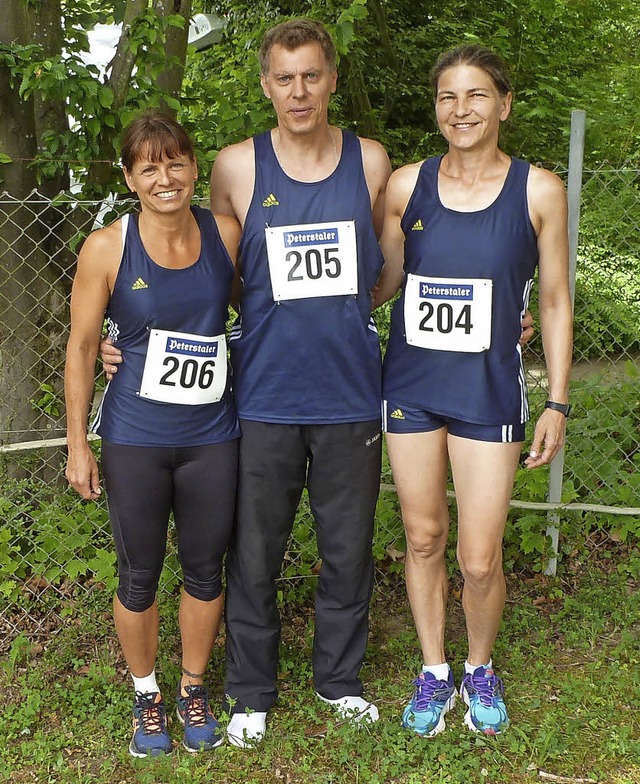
[545,109,585,576]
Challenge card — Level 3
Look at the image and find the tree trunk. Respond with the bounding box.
[110,0,149,107]
[0,0,39,197]
[340,54,377,139]
[30,0,70,198]
[154,0,192,114]
[0,0,67,471]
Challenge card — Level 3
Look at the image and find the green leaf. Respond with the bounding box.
[87,117,101,138]
[0,580,17,598]
[98,86,113,109]
[335,21,354,54]
[65,559,87,580]
[167,14,186,29]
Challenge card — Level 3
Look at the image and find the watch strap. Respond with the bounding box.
[545,400,571,417]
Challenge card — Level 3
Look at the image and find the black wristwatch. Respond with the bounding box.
[545,400,571,417]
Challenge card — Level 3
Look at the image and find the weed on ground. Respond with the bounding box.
[2,542,638,784]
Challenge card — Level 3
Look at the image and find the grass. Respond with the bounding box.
[2,541,639,784]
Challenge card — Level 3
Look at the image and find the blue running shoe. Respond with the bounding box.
[176,684,223,752]
[460,666,509,735]
[402,670,456,736]
[129,691,173,758]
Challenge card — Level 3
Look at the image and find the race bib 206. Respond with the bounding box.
[139,329,227,405]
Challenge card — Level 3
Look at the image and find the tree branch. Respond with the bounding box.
[153,0,191,114]
[108,0,148,109]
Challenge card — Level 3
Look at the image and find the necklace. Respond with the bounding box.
[273,128,339,168]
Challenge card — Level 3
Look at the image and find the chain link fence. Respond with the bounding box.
[1,158,639,647]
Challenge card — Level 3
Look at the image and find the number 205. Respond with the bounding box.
[287,247,341,281]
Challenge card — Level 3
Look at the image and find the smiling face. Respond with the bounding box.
[435,64,512,153]
[260,42,337,137]
[124,148,197,214]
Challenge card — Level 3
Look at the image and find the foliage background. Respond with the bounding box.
[184,0,640,174]
[1,0,638,195]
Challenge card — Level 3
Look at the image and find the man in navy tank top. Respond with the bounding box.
[209,19,393,745]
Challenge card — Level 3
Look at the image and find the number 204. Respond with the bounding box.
[419,302,473,334]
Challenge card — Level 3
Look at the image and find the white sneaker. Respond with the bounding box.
[226,711,267,747]
[316,693,379,723]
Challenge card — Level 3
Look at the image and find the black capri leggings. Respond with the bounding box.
[101,439,238,612]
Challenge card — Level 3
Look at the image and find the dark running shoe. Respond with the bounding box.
[176,684,223,752]
[129,691,173,758]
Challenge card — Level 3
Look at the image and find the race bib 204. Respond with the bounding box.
[265,221,358,301]
[404,274,493,352]
[139,329,227,405]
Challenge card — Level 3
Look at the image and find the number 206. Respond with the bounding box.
[160,357,216,389]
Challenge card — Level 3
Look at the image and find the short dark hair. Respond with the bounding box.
[259,18,337,75]
[120,110,194,170]
[430,45,512,100]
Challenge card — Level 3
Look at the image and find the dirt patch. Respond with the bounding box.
[528,354,640,384]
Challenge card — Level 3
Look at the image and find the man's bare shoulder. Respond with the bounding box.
[358,136,392,173]
[357,136,393,208]
[211,138,257,218]
[358,135,390,159]
[213,138,256,174]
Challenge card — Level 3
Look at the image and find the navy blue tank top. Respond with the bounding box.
[383,156,538,426]
[93,206,240,446]
[231,130,383,424]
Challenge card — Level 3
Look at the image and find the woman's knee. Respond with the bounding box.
[116,567,161,612]
[405,518,448,559]
[457,547,503,587]
[182,568,223,603]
